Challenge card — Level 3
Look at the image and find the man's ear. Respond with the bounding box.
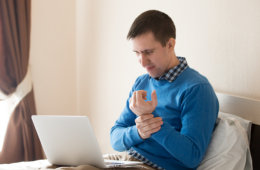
[167,38,175,50]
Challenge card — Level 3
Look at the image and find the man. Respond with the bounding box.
[110,10,219,170]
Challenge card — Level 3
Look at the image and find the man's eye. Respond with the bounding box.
[145,51,153,55]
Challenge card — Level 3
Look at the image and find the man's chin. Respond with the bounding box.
[148,73,160,79]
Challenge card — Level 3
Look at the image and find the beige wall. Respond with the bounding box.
[30,0,77,115]
[31,0,260,154]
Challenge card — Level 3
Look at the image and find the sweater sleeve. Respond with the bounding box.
[151,84,219,168]
[110,101,144,151]
[110,77,144,151]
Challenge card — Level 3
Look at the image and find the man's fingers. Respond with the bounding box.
[129,97,132,104]
[148,126,161,134]
[135,116,163,132]
[142,116,162,125]
[130,90,157,115]
[151,90,158,107]
[139,119,163,132]
[136,90,147,102]
[142,91,147,100]
[130,91,137,108]
[139,125,162,139]
[135,114,154,123]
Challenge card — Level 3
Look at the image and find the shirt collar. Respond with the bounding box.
[156,56,188,82]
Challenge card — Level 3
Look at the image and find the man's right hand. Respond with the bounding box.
[129,90,157,116]
[135,114,163,139]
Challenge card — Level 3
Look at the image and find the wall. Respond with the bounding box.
[30,0,260,154]
[30,0,77,115]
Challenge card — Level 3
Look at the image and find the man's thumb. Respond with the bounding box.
[151,90,158,106]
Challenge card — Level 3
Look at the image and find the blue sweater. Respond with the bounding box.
[110,67,219,170]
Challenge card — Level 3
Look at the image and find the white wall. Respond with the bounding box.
[31,0,260,154]
[30,0,77,115]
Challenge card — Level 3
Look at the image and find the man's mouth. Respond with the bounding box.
[146,66,155,72]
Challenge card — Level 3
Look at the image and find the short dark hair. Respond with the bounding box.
[127,10,176,46]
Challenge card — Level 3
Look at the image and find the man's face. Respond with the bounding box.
[132,32,174,78]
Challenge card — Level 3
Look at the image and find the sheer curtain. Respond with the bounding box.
[0,0,43,163]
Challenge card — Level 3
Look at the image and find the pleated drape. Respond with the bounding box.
[0,0,43,163]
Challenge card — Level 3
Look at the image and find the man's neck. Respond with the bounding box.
[167,53,179,71]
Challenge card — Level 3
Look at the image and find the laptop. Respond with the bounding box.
[31,115,143,168]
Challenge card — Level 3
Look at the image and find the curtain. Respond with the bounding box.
[0,0,43,163]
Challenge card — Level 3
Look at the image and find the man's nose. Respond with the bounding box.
[140,54,149,67]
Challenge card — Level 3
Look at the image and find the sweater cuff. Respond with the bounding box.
[126,125,144,146]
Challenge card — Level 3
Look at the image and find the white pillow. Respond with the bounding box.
[197,112,253,170]
[219,112,252,140]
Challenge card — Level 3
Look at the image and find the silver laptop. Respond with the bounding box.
[32,115,142,168]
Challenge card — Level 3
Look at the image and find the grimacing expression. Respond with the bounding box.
[132,32,175,78]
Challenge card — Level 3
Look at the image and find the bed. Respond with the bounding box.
[0,92,259,170]
[215,92,260,170]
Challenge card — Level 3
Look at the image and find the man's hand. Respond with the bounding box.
[135,114,163,139]
[129,90,157,116]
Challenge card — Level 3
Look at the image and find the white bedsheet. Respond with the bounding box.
[0,160,51,170]
[0,159,101,170]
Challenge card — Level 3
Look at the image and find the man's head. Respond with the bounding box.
[127,10,179,78]
[127,10,176,46]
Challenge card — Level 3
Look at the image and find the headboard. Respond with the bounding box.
[216,92,260,170]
